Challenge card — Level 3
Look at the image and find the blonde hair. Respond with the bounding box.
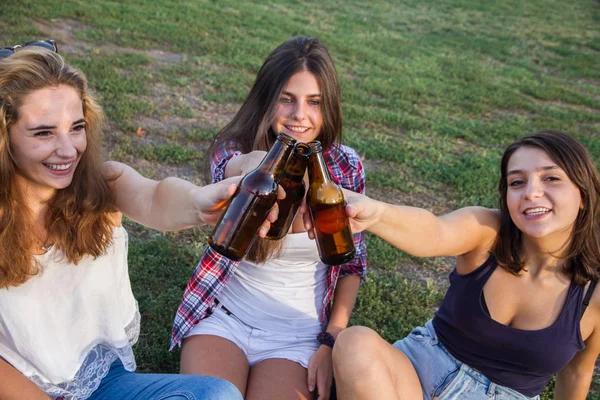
[0,48,115,288]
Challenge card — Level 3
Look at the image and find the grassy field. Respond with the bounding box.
[2,0,600,398]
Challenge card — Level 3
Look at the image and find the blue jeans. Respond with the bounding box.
[87,360,242,400]
[393,320,540,400]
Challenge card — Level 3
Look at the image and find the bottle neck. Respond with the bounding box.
[282,145,311,184]
[258,137,294,177]
[308,150,331,185]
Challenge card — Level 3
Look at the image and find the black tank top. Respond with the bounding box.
[432,256,585,397]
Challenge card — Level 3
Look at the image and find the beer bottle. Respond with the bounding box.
[306,141,356,265]
[266,142,312,240]
[209,133,296,260]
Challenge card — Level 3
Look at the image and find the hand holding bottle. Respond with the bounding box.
[194,176,284,236]
[209,133,296,260]
[301,188,381,239]
[306,141,355,265]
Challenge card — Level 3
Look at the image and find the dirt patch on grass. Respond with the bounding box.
[125,82,240,162]
[535,99,600,114]
[362,122,409,138]
[34,18,90,49]
[578,78,600,87]
[492,108,536,118]
[35,18,184,67]
[140,82,239,129]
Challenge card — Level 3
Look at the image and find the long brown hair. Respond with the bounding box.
[0,48,115,288]
[494,130,600,285]
[209,36,343,263]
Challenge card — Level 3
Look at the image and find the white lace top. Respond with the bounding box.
[0,226,140,400]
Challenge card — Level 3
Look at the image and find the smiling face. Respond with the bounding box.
[271,70,323,143]
[506,146,582,244]
[8,84,87,200]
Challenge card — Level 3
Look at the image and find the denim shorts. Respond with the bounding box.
[392,320,540,400]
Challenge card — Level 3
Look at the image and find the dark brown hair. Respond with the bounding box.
[494,130,600,285]
[209,36,343,263]
[0,48,115,288]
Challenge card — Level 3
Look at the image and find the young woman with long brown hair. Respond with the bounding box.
[0,43,248,400]
[329,130,600,400]
[171,36,367,400]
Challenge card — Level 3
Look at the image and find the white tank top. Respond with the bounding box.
[218,232,328,335]
[0,226,139,400]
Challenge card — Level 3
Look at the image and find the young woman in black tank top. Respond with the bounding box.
[304,130,600,399]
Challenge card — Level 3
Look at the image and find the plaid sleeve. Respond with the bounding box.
[327,144,367,281]
[170,246,239,350]
[210,141,242,183]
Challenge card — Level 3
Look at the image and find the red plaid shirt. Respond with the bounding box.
[171,142,367,349]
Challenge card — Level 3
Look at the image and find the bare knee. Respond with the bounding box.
[334,327,419,399]
[333,326,383,373]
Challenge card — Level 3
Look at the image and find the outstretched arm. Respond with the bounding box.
[306,190,499,258]
[104,161,278,232]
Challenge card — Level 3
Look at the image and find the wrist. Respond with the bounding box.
[367,199,388,235]
[373,199,386,225]
[318,344,333,352]
[317,331,336,349]
[191,186,207,226]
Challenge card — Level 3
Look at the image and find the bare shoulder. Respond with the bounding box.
[453,207,500,274]
[587,279,600,320]
[102,161,128,181]
[102,161,146,190]
[456,206,500,227]
[580,278,600,342]
[441,206,501,242]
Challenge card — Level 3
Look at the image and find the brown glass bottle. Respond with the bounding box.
[306,141,356,265]
[209,133,296,260]
[266,142,312,240]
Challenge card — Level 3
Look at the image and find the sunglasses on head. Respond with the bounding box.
[0,39,58,59]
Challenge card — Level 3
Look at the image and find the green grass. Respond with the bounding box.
[2,0,600,398]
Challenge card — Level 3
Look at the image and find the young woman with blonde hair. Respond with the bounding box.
[0,43,250,400]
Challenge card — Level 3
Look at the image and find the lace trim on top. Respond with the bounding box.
[30,305,141,400]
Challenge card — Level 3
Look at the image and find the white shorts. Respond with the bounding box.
[184,304,320,368]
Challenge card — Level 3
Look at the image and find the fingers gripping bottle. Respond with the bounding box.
[209,133,296,260]
[266,142,312,240]
[306,141,356,265]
